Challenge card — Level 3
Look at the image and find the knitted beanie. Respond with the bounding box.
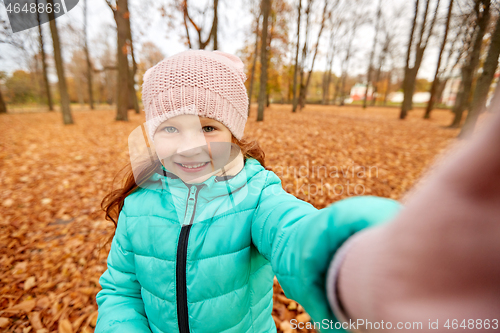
[142,49,249,142]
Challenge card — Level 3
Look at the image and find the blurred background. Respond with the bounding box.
[0,0,498,128]
[0,0,499,332]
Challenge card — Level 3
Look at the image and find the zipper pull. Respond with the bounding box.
[182,186,198,225]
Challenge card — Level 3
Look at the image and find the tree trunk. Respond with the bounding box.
[450,0,490,128]
[257,0,271,122]
[322,61,333,105]
[292,0,302,113]
[333,76,341,105]
[36,0,54,111]
[460,11,500,136]
[47,0,73,124]
[401,67,416,115]
[339,52,350,106]
[383,68,392,106]
[76,75,84,106]
[127,52,140,114]
[339,32,357,106]
[296,0,312,112]
[371,35,389,107]
[363,0,382,108]
[126,7,139,114]
[299,0,329,110]
[339,73,347,106]
[84,0,94,110]
[114,0,130,121]
[436,77,448,104]
[401,0,440,119]
[400,0,420,118]
[265,8,275,108]
[248,11,261,116]
[0,89,7,113]
[212,0,218,49]
[425,0,453,119]
[322,27,335,105]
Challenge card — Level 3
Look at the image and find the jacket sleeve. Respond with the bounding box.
[251,171,402,332]
[95,209,152,333]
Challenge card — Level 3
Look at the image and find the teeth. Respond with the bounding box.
[180,162,207,169]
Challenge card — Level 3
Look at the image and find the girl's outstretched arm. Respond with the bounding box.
[95,209,152,333]
[335,109,500,332]
[251,174,403,332]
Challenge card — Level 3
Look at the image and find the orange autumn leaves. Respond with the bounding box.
[0,105,463,332]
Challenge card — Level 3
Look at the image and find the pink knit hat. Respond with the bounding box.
[142,50,248,141]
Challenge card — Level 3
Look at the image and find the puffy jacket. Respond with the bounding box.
[95,157,402,333]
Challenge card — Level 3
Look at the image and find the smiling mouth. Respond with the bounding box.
[174,161,210,169]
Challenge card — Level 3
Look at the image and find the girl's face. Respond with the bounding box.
[153,115,234,183]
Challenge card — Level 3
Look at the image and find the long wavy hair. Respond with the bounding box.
[98,135,266,250]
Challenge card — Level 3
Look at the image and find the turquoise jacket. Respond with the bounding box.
[95,157,402,333]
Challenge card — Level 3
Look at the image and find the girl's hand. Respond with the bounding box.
[337,109,500,332]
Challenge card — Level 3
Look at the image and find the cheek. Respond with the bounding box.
[154,138,176,159]
[206,131,230,142]
[206,133,233,160]
[218,131,233,142]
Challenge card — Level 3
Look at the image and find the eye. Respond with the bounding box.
[203,126,216,133]
[163,126,178,133]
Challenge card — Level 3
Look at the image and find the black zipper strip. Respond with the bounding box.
[176,224,192,333]
[176,185,201,333]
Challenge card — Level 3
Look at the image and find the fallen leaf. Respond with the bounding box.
[28,311,44,330]
[3,299,36,313]
[24,276,37,290]
[0,317,11,328]
[58,318,72,333]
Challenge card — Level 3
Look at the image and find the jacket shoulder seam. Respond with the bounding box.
[256,172,273,254]
[134,252,175,262]
[251,287,273,323]
[217,306,252,333]
[119,210,133,253]
[141,285,173,303]
[199,207,257,224]
[125,214,179,224]
[188,282,248,304]
[187,245,250,262]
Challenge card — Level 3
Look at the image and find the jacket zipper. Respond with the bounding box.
[176,184,201,333]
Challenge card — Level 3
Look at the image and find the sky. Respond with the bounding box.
[0,0,448,83]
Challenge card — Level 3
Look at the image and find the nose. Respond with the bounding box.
[176,130,207,157]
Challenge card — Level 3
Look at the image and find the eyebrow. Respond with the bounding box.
[200,118,222,126]
[158,118,220,127]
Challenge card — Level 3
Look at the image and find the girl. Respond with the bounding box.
[95,50,402,333]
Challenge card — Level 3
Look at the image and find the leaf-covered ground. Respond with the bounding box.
[0,105,472,332]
